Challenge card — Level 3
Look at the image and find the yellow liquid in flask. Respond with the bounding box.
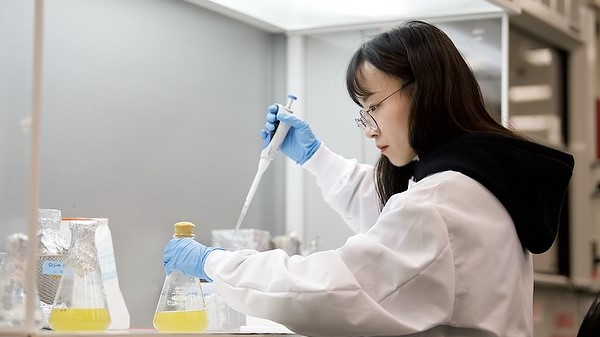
[48,308,111,331]
[153,310,208,332]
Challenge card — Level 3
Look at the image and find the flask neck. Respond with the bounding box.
[172,233,195,239]
[173,221,196,238]
[66,220,101,274]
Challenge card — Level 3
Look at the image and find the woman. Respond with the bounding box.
[164,21,574,337]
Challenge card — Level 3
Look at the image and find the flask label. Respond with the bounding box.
[43,260,64,276]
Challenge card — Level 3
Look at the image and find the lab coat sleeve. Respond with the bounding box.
[302,144,380,233]
[204,181,455,337]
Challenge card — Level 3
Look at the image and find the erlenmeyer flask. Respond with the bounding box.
[0,233,43,328]
[48,219,111,331]
[153,221,208,332]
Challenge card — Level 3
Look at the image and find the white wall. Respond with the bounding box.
[1,0,286,328]
[0,0,35,248]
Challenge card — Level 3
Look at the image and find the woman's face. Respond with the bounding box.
[357,62,416,166]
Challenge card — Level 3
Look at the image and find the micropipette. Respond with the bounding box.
[233,94,297,238]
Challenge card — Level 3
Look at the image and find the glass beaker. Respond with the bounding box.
[153,221,208,332]
[48,219,111,331]
[0,233,43,328]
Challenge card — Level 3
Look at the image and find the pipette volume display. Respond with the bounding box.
[233,95,297,237]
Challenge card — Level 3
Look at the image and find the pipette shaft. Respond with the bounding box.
[233,95,297,238]
[232,158,268,237]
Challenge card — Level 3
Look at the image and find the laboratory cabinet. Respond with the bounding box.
[1,0,598,335]
[533,274,599,335]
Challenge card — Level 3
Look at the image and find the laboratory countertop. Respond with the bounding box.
[0,330,301,337]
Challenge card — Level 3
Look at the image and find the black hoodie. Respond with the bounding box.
[413,132,574,254]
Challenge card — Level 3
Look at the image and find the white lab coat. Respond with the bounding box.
[205,144,533,337]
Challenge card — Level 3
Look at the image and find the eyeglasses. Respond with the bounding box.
[354,80,413,131]
[354,87,402,132]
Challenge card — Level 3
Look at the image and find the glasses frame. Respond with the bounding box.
[355,81,413,132]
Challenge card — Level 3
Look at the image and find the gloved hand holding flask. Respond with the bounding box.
[163,237,223,282]
[260,104,321,165]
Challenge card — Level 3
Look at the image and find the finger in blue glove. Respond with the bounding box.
[260,105,279,148]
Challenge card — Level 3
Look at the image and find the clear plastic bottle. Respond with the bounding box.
[153,221,208,332]
[0,233,43,328]
[48,219,111,331]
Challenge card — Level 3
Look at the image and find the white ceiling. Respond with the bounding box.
[184,0,511,33]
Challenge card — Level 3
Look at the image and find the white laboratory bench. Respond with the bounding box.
[0,330,300,337]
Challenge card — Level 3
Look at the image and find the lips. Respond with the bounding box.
[377,145,388,152]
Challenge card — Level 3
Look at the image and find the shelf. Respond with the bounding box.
[534,273,600,293]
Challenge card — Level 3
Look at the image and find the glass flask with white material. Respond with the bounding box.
[0,233,43,328]
[48,219,111,331]
[36,209,67,306]
[153,221,208,332]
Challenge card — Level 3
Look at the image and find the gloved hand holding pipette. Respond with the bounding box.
[260,104,321,165]
[232,95,322,236]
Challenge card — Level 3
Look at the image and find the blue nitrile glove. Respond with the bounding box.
[260,104,321,165]
[163,238,223,282]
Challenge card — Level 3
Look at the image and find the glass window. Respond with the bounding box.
[509,25,569,275]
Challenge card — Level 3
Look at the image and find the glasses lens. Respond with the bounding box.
[355,116,367,130]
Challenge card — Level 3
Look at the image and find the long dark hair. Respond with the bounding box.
[346,20,520,209]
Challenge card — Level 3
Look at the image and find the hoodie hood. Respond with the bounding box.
[413,132,574,254]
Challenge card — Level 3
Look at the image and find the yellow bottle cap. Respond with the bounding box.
[173,221,195,238]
